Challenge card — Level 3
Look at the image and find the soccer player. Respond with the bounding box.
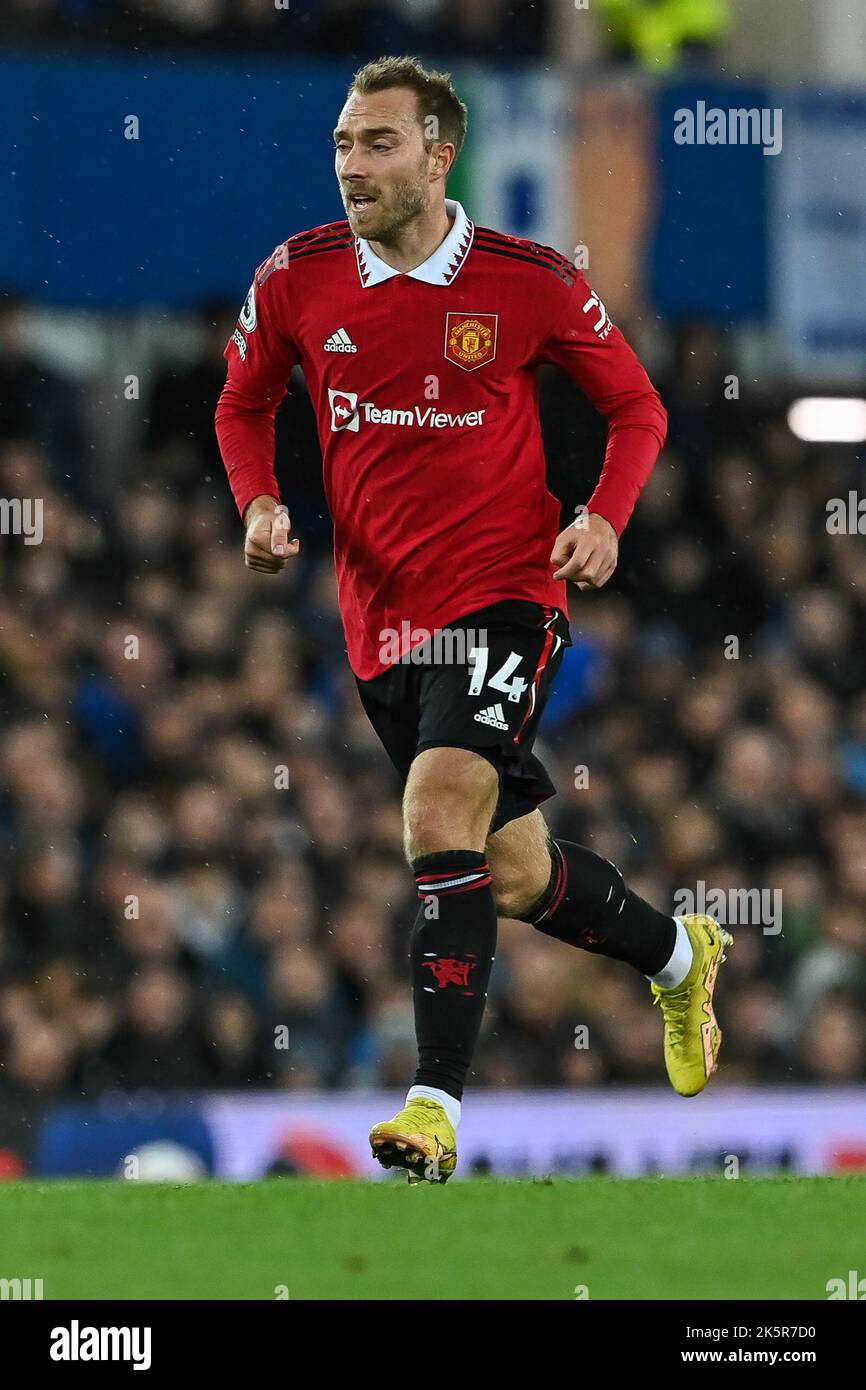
[215,56,731,1183]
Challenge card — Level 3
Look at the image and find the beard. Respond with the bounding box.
[342,166,429,242]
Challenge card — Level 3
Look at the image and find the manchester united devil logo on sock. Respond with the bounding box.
[422,957,477,991]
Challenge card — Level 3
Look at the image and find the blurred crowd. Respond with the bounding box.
[0,0,731,66]
[0,0,553,61]
[0,283,865,1166]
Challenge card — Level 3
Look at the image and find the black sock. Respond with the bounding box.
[526,839,676,976]
[410,850,497,1102]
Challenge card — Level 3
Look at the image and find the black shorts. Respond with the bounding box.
[355,599,571,834]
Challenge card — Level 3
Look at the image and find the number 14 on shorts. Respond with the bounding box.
[467,647,528,702]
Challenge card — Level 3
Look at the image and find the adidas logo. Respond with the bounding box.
[324,327,357,353]
[473,703,509,730]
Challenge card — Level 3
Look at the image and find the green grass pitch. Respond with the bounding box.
[2,1176,863,1300]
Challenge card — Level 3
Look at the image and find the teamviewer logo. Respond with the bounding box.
[328,388,360,433]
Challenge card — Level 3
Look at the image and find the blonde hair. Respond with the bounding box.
[350,55,468,158]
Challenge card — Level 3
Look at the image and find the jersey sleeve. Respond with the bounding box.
[536,270,667,535]
[214,246,301,522]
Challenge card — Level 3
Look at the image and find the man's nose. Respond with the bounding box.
[340,147,368,179]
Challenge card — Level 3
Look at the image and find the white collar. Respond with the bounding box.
[355,199,474,288]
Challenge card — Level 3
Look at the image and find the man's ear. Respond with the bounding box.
[430,141,456,183]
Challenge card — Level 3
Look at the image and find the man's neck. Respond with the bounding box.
[368,200,453,275]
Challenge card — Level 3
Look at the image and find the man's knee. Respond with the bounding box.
[491,877,545,920]
[403,746,499,860]
[487,810,553,919]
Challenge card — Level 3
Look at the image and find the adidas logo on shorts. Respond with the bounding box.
[324,327,357,353]
[474,703,509,731]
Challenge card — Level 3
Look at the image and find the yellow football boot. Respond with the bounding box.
[652,915,732,1096]
[369,1097,457,1184]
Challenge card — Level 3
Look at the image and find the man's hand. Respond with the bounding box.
[550,511,618,590]
[243,496,300,573]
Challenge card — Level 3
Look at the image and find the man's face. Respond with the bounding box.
[334,87,433,242]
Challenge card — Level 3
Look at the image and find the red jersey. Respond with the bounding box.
[215,200,667,680]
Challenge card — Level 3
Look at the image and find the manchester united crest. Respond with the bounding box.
[444,313,498,372]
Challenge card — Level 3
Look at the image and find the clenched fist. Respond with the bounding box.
[550,511,618,591]
[243,496,300,573]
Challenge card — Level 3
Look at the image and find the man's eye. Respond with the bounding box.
[372,144,391,153]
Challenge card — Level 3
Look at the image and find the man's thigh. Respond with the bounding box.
[404,745,500,858]
[354,600,570,833]
[415,601,570,832]
[354,661,420,787]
